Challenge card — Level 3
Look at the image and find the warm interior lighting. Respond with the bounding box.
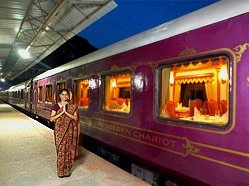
[18,49,31,59]
[219,65,228,84]
[111,79,117,87]
[169,71,174,85]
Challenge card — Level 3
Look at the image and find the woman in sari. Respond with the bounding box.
[50,89,79,178]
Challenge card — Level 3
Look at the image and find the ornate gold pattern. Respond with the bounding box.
[193,154,249,173]
[233,43,249,63]
[182,137,199,157]
[130,66,136,74]
[178,47,198,57]
[149,62,156,73]
[111,65,119,70]
[81,116,249,173]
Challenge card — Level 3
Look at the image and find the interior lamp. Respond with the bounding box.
[219,65,228,84]
[169,71,174,85]
[111,79,117,88]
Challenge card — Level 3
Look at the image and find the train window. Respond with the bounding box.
[18,90,21,99]
[38,86,43,102]
[46,85,53,103]
[159,56,229,127]
[57,82,66,91]
[75,78,89,108]
[56,82,66,101]
[103,71,131,113]
[20,89,24,99]
[14,91,17,98]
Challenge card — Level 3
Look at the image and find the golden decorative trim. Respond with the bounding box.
[178,47,198,57]
[175,73,214,80]
[233,43,249,63]
[89,122,183,156]
[111,65,119,70]
[175,73,214,84]
[182,137,199,157]
[193,154,249,173]
[80,116,249,159]
[192,141,249,158]
[149,62,156,73]
[80,116,249,173]
[130,66,136,74]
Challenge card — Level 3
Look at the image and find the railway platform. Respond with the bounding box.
[0,101,149,186]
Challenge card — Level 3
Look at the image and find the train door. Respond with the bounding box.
[26,79,33,112]
[25,85,28,109]
[33,81,38,114]
[29,79,33,111]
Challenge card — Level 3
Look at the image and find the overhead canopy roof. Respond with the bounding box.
[0,0,116,82]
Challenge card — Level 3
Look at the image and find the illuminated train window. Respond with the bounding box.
[38,86,43,102]
[75,79,89,108]
[46,85,52,102]
[159,56,229,127]
[56,82,66,101]
[103,72,131,113]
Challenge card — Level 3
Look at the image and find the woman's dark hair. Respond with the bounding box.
[59,88,69,95]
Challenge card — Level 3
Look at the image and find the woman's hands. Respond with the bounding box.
[63,104,78,121]
[63,104,67,113]
[50,103,78,122]
[50,108,65,122]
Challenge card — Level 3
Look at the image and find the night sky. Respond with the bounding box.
[79,0,219,49]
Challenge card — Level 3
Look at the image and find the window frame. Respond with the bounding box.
[45,84,53,103]
[38,85,43,102]
[74,77,90,109]
[100,69,132,116]
[155,53,232,130]
[56,82,66,102]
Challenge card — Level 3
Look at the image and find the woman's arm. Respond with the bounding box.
[65,106,78,121]
[50,108,65,122]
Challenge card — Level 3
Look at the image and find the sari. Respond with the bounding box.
[53,103,79,177]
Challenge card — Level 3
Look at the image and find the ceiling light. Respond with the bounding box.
[18,49,31,59]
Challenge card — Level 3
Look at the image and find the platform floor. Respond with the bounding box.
[0,102,149,186]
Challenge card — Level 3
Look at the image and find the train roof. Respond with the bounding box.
[8,81,28,92]
[33,0,249,81]
[8,79,32,92]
